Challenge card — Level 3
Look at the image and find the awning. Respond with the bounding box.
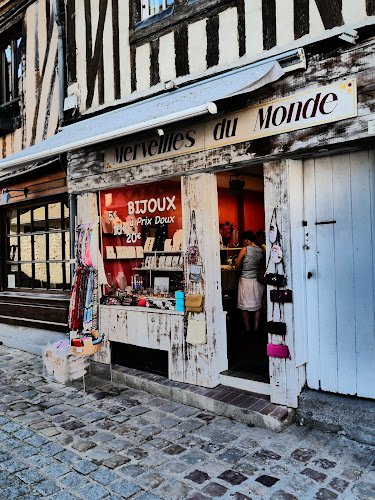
[0,60,284,171]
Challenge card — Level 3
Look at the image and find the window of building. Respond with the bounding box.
[5,200,70,291]
[0,24,22,119]
[141,0,174,20]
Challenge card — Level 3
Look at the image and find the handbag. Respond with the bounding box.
[264,273,287,287]
[267,343,290,359]
[267,321,286,335]
[186,319,206,345]
[270,289,292,303]
[185,294,204,312]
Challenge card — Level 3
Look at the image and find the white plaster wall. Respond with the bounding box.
[276,0,294,47]
[309,0,325,38]
[218,8,239,66]
[342,0,367,26]
[159,32,176,84]
[136,43,151,92]
[188,20,207,75]
[119,0,131,98]
[245,0,263,58]
[46,77,59,138]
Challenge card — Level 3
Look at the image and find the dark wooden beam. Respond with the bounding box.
[313,0,344,30]
[112,0,120,100]
[367,0,375,15]
[66,0,76,84]
[150,38,160,86]
[237,0,246,57]
[175,24,189,77]
[206,15,219,68]
[262,0,276,50]
[294,0,309,40]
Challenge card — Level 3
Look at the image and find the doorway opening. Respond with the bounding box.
[217,165,269,385]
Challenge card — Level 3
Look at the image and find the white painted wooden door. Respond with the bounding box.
[303,151,375,398]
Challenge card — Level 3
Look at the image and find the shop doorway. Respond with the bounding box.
[216,166,269,390]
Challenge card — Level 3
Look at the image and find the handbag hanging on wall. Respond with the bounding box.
[186,317,206,345]
[265,208,287,287]
[267,302,286,335]
[267,343,290,359]
[270,289,293,303]
[185,294,204,312]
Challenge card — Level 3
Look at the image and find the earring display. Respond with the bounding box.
[144,237,155,252]
[106,246,116,259]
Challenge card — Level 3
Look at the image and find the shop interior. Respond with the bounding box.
[217,165,269,384]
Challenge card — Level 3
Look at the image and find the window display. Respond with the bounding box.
[100,180,184,309]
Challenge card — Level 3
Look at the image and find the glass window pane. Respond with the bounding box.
[34,263,46,289]
[149,0,163,15]
[33,206,46,231]
[48,203,62,230]
[50,263,63,289]
[8,236,18,261]
[166,0,173,6]
[49,233,62,260]
[34,234,46,261]
[20,263,32,288]
[7,209,17,234]
[16,37,22,98]
[19,208,32,233]
[19,235,32,261]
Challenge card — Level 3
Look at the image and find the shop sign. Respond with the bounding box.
[105,79,357,171]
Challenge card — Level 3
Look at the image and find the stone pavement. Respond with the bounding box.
[0,345,374,500]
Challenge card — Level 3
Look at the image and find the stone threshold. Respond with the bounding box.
[90,361,295,433]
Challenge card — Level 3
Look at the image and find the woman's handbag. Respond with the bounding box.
[267,343,290,359]
[185,294,204,312]
[267,321,286,335]
[270,289,292,303]
[264,273,287,287]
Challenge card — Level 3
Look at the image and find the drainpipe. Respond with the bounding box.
[52,0,65,125]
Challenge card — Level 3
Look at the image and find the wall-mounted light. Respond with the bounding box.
[157,128,164,136]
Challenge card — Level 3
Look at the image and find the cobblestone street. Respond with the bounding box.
[0,345,374,500]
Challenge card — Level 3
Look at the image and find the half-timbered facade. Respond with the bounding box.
[0,0,70,336]
[0,0,374,411]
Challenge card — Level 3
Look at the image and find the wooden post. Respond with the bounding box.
[263,160,306,408]
[181,173,228,388]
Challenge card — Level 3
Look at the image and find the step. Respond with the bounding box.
[296,389,375,446]
[90,361,295,433]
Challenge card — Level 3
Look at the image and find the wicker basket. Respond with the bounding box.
[69,342,102,356]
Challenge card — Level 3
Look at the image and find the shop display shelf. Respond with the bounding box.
[132,267,183,272]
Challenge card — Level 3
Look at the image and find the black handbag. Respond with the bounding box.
[270,289,293,303]
[264,273,287,287]
[267,321,287,335]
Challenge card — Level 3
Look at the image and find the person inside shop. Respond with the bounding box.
[235,230,265,333]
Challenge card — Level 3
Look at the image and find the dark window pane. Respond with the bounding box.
[19,209,32,233]
[34,263,47,288]
[19,235,32,261]
[50,263,63,289]
[8,236,18,261]
[20,263,32,288]
[49,233,62,260]
[7,209,17,234]
[34,234,46,261]
[16,37,21,98]
[48,203,62,230]
[33,206,46,231]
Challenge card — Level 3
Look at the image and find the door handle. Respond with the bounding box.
[307,272,313,279]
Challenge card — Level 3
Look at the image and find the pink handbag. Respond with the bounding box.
[267,343,291,359]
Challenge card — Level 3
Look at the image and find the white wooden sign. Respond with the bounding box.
[106,80,357,170]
